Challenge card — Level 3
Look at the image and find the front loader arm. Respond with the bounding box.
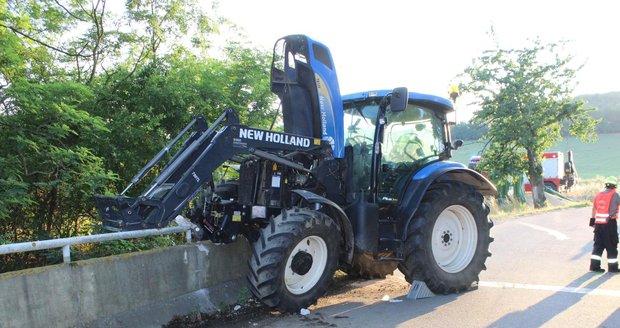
[94,108,326,231]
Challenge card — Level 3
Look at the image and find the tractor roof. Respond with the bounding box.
[342,90,454,113]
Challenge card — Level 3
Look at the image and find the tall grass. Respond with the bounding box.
[488,177,604,220]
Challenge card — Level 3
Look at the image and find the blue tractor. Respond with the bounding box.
[95,35,496,312]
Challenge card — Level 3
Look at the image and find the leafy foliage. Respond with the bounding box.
[90,46,275,192]
[0,80,115,240]
[462,39,598,208]
[72,235,180,260]
[0,0,276,271]
[454,91,620,139]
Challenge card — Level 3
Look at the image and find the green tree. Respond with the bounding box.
[1,0,217,85]
[0,80,114,243]
[125,0,216,56]
[1,0,92,82]
[462,39,598,208]
[0,0,276,272]
[90,45,275,192]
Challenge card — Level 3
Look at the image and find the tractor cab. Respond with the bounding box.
[342,90,455,203]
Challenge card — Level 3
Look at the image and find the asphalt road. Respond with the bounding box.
[245,207,620,328]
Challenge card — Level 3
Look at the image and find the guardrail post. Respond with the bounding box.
[62,244,71,264]
[185,229,192,243]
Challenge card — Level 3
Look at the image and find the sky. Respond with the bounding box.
[216,0,620,121]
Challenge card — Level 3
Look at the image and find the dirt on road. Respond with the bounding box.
[164,271,411,328]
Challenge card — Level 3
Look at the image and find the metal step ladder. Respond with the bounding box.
[377,218,404,261]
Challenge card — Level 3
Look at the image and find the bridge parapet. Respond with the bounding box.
[0,240,251,328]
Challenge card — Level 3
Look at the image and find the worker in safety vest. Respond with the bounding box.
[589,176,620,273]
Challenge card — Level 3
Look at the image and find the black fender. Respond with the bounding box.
[398,161,497,239]
[291,189,354,264]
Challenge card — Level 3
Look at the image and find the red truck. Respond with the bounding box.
[469,151,577,192]
[524,151,577,192]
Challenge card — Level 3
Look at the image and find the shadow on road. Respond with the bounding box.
[569,240,593,262]
[293,292,465,327]
[488,272,614,327]
[600,307,620,327]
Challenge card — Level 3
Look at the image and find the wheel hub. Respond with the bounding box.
[291,251,313,275]
[284,236,329,295]
[431,205,478,273]
[441,230,453,246]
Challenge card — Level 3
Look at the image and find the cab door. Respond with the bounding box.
[378,104,445,202]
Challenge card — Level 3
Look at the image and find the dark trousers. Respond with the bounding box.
[591,220,619,270]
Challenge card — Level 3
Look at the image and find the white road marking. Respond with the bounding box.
[480,281,620,297]
[517,221,569,240]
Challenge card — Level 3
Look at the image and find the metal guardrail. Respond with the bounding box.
[0,226,192,264]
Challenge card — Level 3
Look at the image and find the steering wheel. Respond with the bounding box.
[403,140,424,160]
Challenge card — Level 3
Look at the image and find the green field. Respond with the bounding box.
[450,133,620,179]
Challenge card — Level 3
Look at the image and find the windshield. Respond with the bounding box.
[383,105,444,164]
[379,104,445,201]
[343,99,446,202]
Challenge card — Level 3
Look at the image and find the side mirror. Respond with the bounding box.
[452,139,463,150]
[389,87,408,112]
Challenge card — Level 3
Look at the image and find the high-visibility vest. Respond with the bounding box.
[593,190,618,224]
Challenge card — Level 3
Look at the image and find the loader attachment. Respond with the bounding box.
[94,108,326,231]
[94,35,341,232]
[94,109,239,231]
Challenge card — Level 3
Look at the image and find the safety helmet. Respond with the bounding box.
[604,176,618,187]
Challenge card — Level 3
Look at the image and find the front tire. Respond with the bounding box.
[247,208,341,312]
[398,182,493,293]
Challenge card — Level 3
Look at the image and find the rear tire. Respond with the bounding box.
[247,208,341,312]
[398,182,493,293]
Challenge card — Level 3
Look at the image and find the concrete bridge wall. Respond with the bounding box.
[0,240,251,328]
